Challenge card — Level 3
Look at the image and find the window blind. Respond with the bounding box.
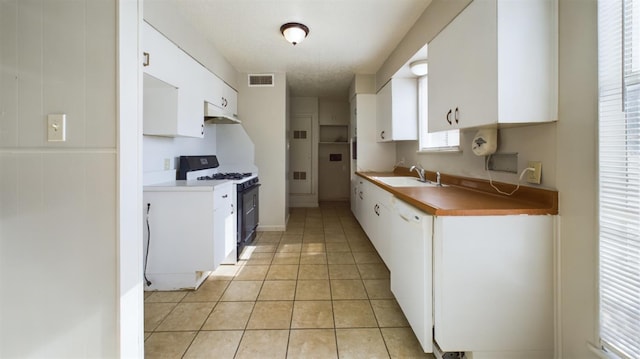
[418,76,460,151]
[598,1,640,358]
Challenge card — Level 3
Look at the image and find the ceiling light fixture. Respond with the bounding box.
[280,22,309,46]
[409,59,428,76]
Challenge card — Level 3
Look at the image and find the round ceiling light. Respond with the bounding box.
[409,60,428,76]
[280,22,309,45]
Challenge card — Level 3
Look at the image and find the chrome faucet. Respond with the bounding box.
[409,165,426,182]
[436,171,442,186]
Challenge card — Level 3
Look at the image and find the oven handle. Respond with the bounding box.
[239,183,261,192]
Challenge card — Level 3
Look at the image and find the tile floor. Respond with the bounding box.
[144,202,434,359]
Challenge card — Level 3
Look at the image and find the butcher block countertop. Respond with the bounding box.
[357,168,558,216]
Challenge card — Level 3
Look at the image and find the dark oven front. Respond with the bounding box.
[237,182,260,258]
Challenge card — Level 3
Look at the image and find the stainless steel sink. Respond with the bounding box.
[372,176,443,187]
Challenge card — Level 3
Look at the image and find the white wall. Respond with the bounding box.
[238,73,288,230]
[390,0,599,358]
[0,0,119,357]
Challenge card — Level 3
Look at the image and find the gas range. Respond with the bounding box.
[198,173,253,181]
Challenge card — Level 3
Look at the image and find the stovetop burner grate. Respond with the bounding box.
[197,172,253,181]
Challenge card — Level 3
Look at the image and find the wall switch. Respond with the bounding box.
[526,161,542,184]
[163,158,171,170]
[47,114,66,142]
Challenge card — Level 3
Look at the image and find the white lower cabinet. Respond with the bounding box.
[353,177,555,357]
[359,180,393,267]
[213,182,236,266]
[433,215,555,358]
[391,198,433,353]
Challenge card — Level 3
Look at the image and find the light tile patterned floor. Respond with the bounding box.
[144,202,434,359]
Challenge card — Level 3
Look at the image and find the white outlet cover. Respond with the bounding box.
[47,114,66,142]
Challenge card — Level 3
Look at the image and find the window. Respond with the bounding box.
[598,1,640,358]
[417,75,460,151]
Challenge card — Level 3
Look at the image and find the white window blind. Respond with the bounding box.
[418,76,460,151]
[598,1,640,358]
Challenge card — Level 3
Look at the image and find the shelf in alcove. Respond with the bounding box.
[319,141,349,145]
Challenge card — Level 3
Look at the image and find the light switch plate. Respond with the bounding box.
[47,114,66,142]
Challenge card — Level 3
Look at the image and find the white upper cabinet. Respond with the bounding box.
[142,22,204,138]
[376,78,418,142]
[428,0,557,132]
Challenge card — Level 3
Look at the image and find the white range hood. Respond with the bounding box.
[204,102,240,124]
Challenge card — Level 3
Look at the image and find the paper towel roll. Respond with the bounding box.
[471,129,497,156]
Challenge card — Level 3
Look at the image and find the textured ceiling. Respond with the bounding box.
[172,0,432,98]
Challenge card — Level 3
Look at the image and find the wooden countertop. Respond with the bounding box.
[356,169,558,216]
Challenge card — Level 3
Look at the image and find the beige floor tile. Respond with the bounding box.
[300,252,327,264]
[183,330,243,359]
[333,300,378,328]
[258,280,296,301]
[265,264,299,280]
[144,302,177,331]
[352,251,383,264]
[144,291,187,303]
[182,280,229,302]
[302,234,325,242]
[328,264,361,279]
[145,331,196,359]
[370,300,410,327]
[348,240,376,252]
[241,252,274,265]
[156,302,215,331]
[324,234,348,243]
[291,300,334,328]
[220,281,263,301]
[363,279,395,299]
[281,234,304,242]
[272,252,300,265]
[234,265,269,281]
[298,264,329,279]
[255,236,281,244]
[331,280,368,300]
[208,264,240,280]
[284,226,305,235]
[201,302,254,330]
[277,242,302,253]
[295,279,331,300]
[235,330,289,359]
[357,263,390,279]
[336,328,390,359]
[326,242,351,252]
[302,242,326,252]
[253,243,277,253]
[381,328,434,359]
[246,301,293,329]
[327,251,355,264]
[287,329,338,359]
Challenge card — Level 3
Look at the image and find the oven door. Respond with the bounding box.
[237,184,260,254]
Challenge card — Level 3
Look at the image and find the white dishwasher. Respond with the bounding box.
[390,198,433,353]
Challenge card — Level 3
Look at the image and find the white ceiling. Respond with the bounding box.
[172,0,432,98]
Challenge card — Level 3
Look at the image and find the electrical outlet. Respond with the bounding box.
[526,161,542,184]
[163,158,171,170]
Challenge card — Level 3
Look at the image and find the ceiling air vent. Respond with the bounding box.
[248,74,274,87]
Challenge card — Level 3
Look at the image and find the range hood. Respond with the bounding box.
[204,102,241,124]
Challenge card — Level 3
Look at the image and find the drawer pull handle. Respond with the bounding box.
[143,52,150,67]
[446,109,452,125]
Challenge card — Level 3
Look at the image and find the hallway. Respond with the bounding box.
[144,202,433,358]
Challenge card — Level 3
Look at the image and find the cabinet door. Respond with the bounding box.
[428,0,498,132]
[376,81,393,142]
[142,22,180,87]
[213,183,234,267]
[222,84,238,118]
[202,68,223,109]
[177,50,205,138]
